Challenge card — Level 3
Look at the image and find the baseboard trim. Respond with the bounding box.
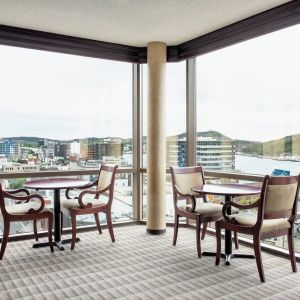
[146,228,166,235]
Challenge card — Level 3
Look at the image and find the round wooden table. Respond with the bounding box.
[25,178,90,251]
[192,183,261,265]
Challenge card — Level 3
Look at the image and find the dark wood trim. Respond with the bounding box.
[0,1,299,63]
[146,228,166,235]
[0,24,141,63]
[177,0,300,60]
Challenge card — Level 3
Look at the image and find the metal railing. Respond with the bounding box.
[1,167,300,261]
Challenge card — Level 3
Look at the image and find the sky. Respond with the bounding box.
[0,24,299,142]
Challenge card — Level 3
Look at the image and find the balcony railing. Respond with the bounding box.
[1,168,299,259]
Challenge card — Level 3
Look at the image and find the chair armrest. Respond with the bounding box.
[222,200,259,221]
[77,185,111,208]
[5,188,30,196]
[65,181,97,199]
[3,191,45,214]
[174,184,196,213]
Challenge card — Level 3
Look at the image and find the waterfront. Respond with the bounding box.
[235,154,300,176]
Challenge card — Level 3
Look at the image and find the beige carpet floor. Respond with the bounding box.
[0,225,299,300]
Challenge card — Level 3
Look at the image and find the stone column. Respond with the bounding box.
[146,42,167,234]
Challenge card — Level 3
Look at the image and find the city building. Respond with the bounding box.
[0,140,19,157]
[166,134,235,170]
[54,142,70,159]
[196,137,235,171]
[70,140,80,155]
[80,138,97,160]
[95,138,123,160]
[1,163,40,173]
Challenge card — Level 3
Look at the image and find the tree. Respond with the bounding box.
[8,178,26,190]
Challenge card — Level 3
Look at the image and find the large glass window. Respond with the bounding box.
[196,24,300,252]
[0,45,133,235]
[196,24,300,175]
[0,45,132,171]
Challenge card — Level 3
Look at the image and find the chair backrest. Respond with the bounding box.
[0,184,6,215]
[170,166,205,196]
[97,164,118,192]
[259,175,300,221]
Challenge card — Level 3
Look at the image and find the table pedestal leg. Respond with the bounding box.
[202,196,254,264]
[32,188,80,251]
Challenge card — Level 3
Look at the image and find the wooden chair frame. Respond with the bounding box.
[215,174,300,282]
[170,166,238,258]
[63,164,118,250]
[0,186,54,259]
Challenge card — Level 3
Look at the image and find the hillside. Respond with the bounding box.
[175,130,231,140]
[3,132,300,157]
[236,134,300,156]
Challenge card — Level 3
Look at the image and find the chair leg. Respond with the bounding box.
[0,219,10,260]
[94,213,102,234]
[48,215,54,253]
[201,222,208,240]
[60,212,63,236]
[106,210,115,242]
[253,234,265,282]
[234,231,239,249]
[287,229,297,272]
[71,213,77,250]
[215,221,221,265]
[33,220,39,241]
[196,215,201,258]
[173,214,179,245]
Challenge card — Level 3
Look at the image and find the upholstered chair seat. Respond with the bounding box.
[229,213,291,233]
[180,203,238,218]
[61,197,107,216]
[3,202,49,215]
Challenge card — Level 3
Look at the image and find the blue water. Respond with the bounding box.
[235,155,300,176]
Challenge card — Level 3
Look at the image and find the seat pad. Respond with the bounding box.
[2,202,48,215]
[228,213,291,233]
[179,203,238,217]
[61,196,107,216]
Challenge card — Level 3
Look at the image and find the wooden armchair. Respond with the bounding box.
[61,164,118,250]
[170,166,238,257]
[0,184,54,259]
[215,174,300,282]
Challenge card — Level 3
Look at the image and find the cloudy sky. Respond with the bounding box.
[0,24,299,142]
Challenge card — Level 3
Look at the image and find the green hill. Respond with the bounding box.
[236,134,300,156]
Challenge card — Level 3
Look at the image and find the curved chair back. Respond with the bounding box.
[0,184,6,215]
[259,175,300,221]
[97,164,118,202]
[170,166,205,196]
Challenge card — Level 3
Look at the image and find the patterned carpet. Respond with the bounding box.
[1,225,300,300]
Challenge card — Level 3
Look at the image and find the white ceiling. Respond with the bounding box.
[0,0,290,47]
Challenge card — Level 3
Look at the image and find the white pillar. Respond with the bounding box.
[146,42,167,234]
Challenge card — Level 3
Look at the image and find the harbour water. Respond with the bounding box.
[235,155,300,176]
[125,154,300,221]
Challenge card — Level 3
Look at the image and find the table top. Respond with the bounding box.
[192,183,261,197]
[24,178,90,190]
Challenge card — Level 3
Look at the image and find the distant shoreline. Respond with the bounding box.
[236,153,300,163]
